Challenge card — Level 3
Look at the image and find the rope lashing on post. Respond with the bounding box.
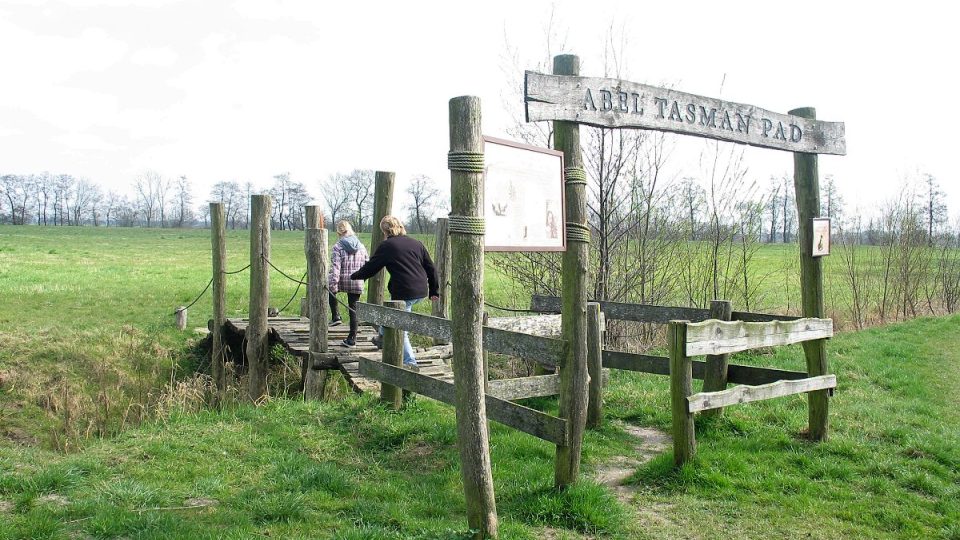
[566,222,591,243]
[447,151,485,173]
[448,215,485,236]
[564,166,588,186]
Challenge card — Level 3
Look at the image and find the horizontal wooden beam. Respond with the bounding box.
[685,318,833,356]
[687,374,837,413]
[602,350,672,375]
[359,358,568,445]
[486,314,562,337]
[357,302,564,368]
[357,302,451,340]
[529,295,797,323]
[525,72,846,155]
[486,370,609,401]
[487,374,559,400]
[602,349,808,385]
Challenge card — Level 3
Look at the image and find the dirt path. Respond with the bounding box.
[594,422,671,503]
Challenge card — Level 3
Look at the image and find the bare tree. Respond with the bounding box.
[135,171,164,227]
[72,178,100,225]
[347,169,374,231]
[405,174,440,233]
[679,177,705,241]
[922,172,947,247]
[173,175,194,228]
[321,173,352,227]
[765,176,781,243]
[210,180,243,229]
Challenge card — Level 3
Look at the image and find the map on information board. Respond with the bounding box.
[483,136,565,251]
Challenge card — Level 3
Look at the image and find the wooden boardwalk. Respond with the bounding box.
[225,317,454,393]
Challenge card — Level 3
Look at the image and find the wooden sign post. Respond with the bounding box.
[552,54,590,489]
[448,95,499,538]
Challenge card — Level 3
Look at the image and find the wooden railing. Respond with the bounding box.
[355,302,581,446]
[669,318,836,465]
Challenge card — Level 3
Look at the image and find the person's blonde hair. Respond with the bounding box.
[379,215,406,237]
[336,220,354,237]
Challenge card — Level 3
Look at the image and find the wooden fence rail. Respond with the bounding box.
[687,375,837,413]
[359,358,568,445]
[601,349,808,386]
[356,302,565,368]
[530,295,800,323]
[685,318,833,356]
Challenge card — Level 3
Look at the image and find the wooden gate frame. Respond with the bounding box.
[525,54,845,444]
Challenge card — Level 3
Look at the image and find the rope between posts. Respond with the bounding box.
[263,256,309,286]
[278,272,307,314]
[173,264,251,316]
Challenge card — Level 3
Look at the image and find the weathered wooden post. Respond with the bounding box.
[553,54,590,489]
[669,320,696,466]
[304,207,329,400]
[701,299,733,417]
[366,172,395,307]
[379,300,405,410]
[431,217,452,346]
[790,106,830,442]
[585,302,603,429]
[448,95,499,538]
[175,307,187,331]
[246,194,271,402]
[210,202,227,395]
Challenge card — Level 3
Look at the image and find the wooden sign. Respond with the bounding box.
[483,136,565,252]
[812,218,831,257]
[525,72,846,155]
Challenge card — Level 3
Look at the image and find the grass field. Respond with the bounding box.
[1,225,958,538]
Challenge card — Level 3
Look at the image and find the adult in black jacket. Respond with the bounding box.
[351,215,439,366]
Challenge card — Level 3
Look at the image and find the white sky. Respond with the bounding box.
[1,0,957,217]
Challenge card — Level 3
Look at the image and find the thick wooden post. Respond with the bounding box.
[210,202,227,395]
[379,300,405,409]
[304,225,329,400]
[701,299,733,417]
[554,54,590,489]
[366,172,394,306]
[246,194,271,402]
[432,217,452,345]
[449,95,499,539]
[586,302,603,429]
[790,106,830,442]
[669,321,696,466]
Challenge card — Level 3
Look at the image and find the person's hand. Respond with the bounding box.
[430,295,439,302]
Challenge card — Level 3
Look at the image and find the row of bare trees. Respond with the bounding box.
[2,168,446,233]
[317,169,444,233]
[0,171,196,228]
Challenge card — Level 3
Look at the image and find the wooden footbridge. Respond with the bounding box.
[224,316,454,393]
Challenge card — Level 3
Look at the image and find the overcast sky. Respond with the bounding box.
[1,0,956,217]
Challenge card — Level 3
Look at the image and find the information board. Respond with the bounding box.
[483,136,565,251]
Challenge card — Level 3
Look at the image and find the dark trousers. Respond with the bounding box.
[330,292,361,340]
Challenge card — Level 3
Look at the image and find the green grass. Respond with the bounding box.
[1,225,959,538]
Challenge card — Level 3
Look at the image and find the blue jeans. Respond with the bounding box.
[379,298,423,366]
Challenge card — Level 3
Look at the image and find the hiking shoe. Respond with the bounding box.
[371,335,383,350]
[329,319,343,328]
[403,362,419,371]
[341,338,356,348]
